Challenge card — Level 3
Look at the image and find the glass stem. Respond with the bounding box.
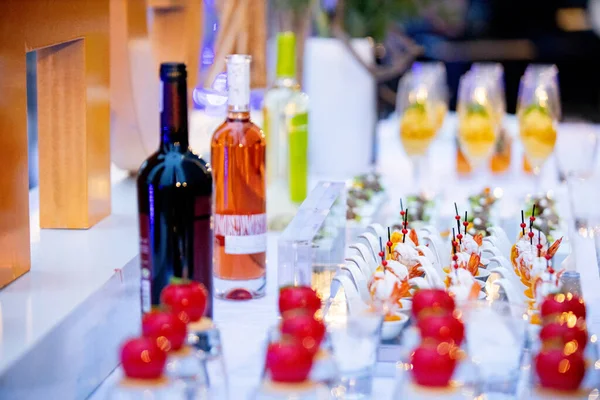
[468,158,485,188]
[411,156,425,194]
[533,165,542,196]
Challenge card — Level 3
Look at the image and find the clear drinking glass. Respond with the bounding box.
[392,325,476,399]
[165,348,210,399]
[555,123,599,181]
[457,71,499,180]
[517,65,561,194]
[108,381,187,400]
[326,311,383,399]
[461,300,528,397]
[566,173,600,274]
[397,62,448,191]
[567,174,600,234]
[560,271,583,298]
[188,328,229,400]
[254,326,331,400]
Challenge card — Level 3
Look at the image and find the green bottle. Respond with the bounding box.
[264,32,309,223]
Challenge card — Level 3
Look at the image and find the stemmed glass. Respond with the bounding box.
[397,62,448,192]
[517,65,561,194]
[456,71,499,185]
[471,63,506,129]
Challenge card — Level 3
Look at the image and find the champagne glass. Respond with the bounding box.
[471,63,505,128]
[457,71,499,182]
[397,62,448,191]
[471,63,513,175]
[517,65,561,194]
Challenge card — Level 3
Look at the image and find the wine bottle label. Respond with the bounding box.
[158,81,163,113]
[214,213,267,254]
[139,214,152,313]
[141,279,151,313]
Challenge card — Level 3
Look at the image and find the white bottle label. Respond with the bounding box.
[215,213,267,255]
[225,233,267,254]
[141,279,151,313]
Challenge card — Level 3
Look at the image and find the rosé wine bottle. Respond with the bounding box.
[211,55,267,300]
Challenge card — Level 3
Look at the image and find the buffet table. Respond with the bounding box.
[1,112,598,399]
[91,113,600,398]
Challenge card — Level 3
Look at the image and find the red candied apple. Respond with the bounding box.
[266,339,314,383]
[278,286,321,316]
[121,337,167,380]
[412,289,455,319]
[540,322,588,352]
[280,312,326,355]
[535,344,586,391]
[565,294,586,320]
[161,282,208,323]
[541,293,586,322]
[142,311,187,351]
[411,341,459,387]
[417,314,465,345]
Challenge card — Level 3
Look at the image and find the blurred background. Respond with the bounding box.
[25,0,600,187]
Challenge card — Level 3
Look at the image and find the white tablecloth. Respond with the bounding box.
[92,113,600,399]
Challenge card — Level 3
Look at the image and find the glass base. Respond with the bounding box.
[330,372,373,399]
[214,276,266,300]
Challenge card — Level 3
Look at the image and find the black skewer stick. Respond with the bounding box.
[403,210,409,243]
[387,227,392,254]
[452,228,458,269]
[529,204,536,245]
[464,211,468,235]
[452,228,457,254]
[454,204,462,244]
[521,210,526,235]
[538,231,542,258]
[379,237,384,261]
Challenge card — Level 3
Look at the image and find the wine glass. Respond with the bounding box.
[397,62,448,191]
[471,63,505,128]
[517,65,561,194]
[457,71,499,181]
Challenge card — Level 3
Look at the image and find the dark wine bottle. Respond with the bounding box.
[137,63,213,317]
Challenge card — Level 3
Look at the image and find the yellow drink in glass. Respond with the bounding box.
[458,106,496,167]
[399,104,436,157]
[519,106,557,168]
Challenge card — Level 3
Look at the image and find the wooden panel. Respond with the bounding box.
[0,0,111,286]
[37,36,111,229]
[37,41,89,228]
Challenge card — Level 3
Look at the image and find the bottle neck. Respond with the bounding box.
[226,55,251,113]
[160,78,189,150]
[227,108,251,121]
[276,32,296,79]
[273,76,299,89]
